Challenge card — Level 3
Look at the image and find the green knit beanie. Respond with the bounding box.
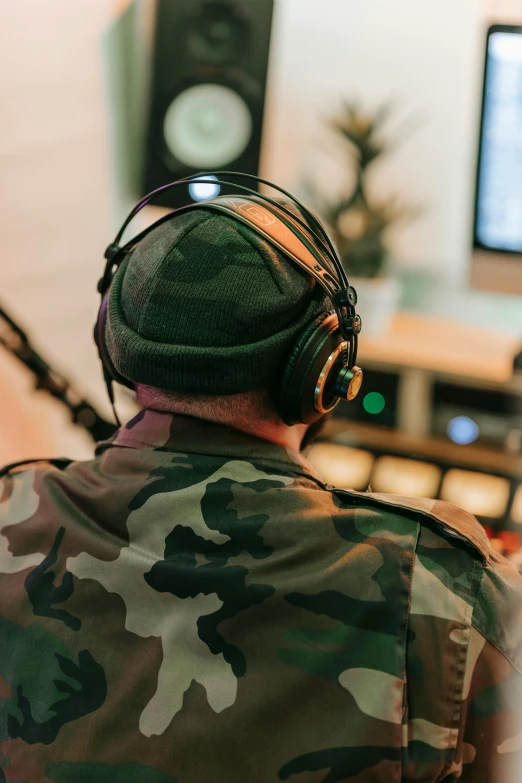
[104,207,331,394]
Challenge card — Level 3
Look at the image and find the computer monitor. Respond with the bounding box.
[470,24,522,295]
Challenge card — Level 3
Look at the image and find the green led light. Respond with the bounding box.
[363,392,385,415]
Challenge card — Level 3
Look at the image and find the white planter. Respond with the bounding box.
[348,276,401,337]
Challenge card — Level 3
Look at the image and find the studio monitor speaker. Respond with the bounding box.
[108,0,275,210]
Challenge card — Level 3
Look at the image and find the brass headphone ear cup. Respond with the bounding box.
[277,312,344,426]
[277,311,333,425]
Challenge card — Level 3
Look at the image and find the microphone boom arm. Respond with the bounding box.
[0,304,117,443]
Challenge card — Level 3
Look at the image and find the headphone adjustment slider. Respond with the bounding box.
[104,244,120,262]
[335,286,358,308]
[343,314,362,335]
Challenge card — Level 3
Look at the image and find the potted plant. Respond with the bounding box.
[311,101,418,336]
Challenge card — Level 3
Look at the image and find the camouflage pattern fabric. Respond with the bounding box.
[0,409,521,782]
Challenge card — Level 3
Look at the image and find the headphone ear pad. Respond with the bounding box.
[94,293,134,390]
[277,311,340,426]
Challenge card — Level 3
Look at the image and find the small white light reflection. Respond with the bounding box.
[188,174,221,202]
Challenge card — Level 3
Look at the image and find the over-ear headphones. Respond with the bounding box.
[94,172,363,426]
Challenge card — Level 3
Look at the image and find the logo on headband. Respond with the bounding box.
[225,201,276,228]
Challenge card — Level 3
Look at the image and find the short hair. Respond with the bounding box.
[135,384,282,428]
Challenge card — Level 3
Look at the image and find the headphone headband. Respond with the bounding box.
[111,172,347,285]
[101,174,360,352]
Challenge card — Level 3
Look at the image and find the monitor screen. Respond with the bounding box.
[474,25,522,254]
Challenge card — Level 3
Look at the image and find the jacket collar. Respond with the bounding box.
[96,408,322,484]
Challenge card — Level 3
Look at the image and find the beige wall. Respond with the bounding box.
[1,0,521,461]
[488,0,522,20]
[0,0,112,402]
[0,0,113,459]
[261,0,517,287]
[263,0,486,284]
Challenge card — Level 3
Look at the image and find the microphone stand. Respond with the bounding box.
[0,304,117,444]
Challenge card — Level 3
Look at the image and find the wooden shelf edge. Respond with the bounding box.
[324,418,522,479]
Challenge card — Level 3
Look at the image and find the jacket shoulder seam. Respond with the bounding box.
[330,488,490,565]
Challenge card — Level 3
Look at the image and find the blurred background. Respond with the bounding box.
[1,0,521,559]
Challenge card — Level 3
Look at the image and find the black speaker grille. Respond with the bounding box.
[188,1,249,64]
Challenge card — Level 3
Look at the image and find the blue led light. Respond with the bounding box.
[447,416,479,445]
[189,175,221,202]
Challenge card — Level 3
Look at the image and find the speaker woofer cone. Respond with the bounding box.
[163,84,254,169]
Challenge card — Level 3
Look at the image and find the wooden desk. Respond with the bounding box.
[324,419,522,480]
[359,312,521,385]
[357,312,522,438]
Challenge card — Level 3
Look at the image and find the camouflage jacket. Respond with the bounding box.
[0,409,521,783]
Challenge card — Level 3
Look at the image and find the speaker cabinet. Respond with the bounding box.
[109,0,274,210]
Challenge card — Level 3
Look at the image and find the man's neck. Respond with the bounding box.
[150,408,307,452]
[221,416,308,452]
[135,385,309,452]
